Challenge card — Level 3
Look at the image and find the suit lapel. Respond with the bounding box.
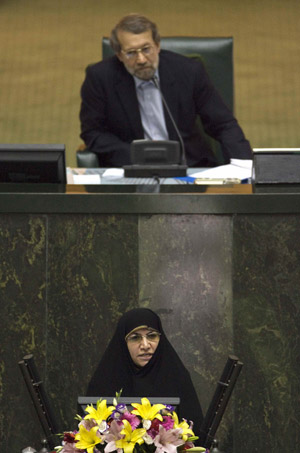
[114,69,144,138]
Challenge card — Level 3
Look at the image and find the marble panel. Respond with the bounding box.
[233,214,300,452]
[138,214,234,449]
[0,213,139,451]
[45,214,139,430]
[0,214,47,452]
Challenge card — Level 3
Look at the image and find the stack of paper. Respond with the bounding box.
[191,159,253,182]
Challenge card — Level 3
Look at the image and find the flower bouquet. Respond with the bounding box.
[55,394,206,453]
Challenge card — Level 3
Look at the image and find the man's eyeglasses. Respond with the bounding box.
[126,331,161,344]
[121,45,154,60]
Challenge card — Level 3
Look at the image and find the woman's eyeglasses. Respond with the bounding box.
[126,331,161,344]
[121,45,154,61]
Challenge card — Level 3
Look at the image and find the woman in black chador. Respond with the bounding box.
[87,308,203,436]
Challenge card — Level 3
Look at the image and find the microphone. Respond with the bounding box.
[123,77,188,177]
[152,76,187,166]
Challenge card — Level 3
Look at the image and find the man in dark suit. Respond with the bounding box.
[80,14,252,167]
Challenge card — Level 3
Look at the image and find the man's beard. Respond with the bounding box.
[133,65,156,80]
[124,57,159,81]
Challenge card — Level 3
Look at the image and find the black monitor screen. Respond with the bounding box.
[0,144,66,183]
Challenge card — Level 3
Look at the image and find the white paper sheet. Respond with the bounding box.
[191,159,253,181]
[102,168,125,179]
[73,174,101,184]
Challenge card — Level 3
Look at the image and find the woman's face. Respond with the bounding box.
[126,327,160,367]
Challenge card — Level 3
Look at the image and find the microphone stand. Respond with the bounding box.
[199,355,243,451]
[19,354,59,451]
[151,76,187,166]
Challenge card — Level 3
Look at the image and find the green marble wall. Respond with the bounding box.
[0,215,47,452]
[138,214,234,451]
[233,214,300,452]
[138,215,233,409]
[0,213,139,452]
[1,212,299,452]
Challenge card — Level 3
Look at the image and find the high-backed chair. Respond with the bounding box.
[77,37,233,168]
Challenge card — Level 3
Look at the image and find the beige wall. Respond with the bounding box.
[1,0,299,166]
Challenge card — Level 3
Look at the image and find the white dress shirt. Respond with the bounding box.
[134,73,169,141]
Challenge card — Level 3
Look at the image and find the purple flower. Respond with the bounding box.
[161,405,175,417]
[165,405,175,412]
[112,404,128,420]
[116,403,127,413]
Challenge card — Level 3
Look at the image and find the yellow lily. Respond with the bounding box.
[131,397,165,421]
[84,399,114,424]
[172,412,194,441]
[75,424,101,453]
[115,419,146,453]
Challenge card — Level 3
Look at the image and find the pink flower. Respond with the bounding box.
[120,411,140,430]
[147,416,174,440]
[153,425,184,453]
[103,419,124,453]
[61,442,83,453]
[79,418,98,431]
[162,416,174,431]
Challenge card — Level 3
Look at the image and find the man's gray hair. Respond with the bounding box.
[110,14,160,53]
